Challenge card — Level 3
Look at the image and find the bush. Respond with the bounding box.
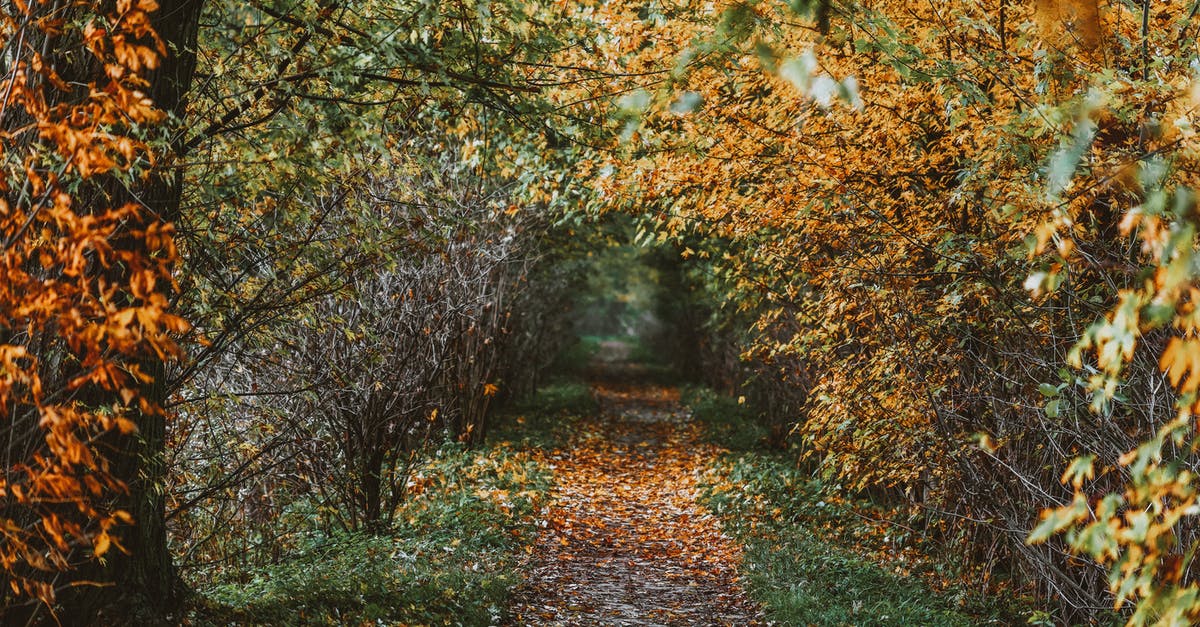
[491,382,597,450]
[517,382,597,417]
[684,384,1016,623]
[683,386,768,452]
[190,443,549,626]
[549,336,603,376]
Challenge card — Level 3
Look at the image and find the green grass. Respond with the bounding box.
[548,335,603,376]
[683,385,767,452]
[188,443,551,626]
[491,381,596,449]
[702,454,1010,626]
[689,389,1030,626]
[512,381,596,417]
[190,377,598,626]
[555,333,682,379]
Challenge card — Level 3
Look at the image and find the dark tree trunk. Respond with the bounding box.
[57,1,206,623]
[363,447,385,531]
[111,0,206,618]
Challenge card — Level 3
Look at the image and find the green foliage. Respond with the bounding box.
[170,0,608,575]
[493,382,596,449]
[189,443,550,626]
[686,384,1043,624]
[700,453,1029,626]
[683,386,767,452]
[570,238,670,342]
[514,382,598,418]
[548,336,603,377]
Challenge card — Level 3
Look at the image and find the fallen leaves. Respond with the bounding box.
[510,378,764,626]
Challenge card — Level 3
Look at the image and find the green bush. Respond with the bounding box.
[548,335,602,375]
[197,531,516,625]
[191,444,550,626]
[517,382,596,417]
[491,382,596,449]
[701,453,1028,626]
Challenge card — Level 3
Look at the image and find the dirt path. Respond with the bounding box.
[508,366,765,626]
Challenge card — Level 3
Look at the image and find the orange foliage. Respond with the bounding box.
[0,0,182,606]
[549,0,1200,618]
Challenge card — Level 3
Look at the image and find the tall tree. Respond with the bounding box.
[92,1,206,620]
[0,0,204,622]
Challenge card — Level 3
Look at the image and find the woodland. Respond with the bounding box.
[4,0,1200,625]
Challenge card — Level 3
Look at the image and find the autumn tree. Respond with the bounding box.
[2,0,591,618]
[547,0,1200,621]
[158,0,606,596]
[0,0,205,620]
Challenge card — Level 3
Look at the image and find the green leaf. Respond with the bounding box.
[669,92,704,115]
[618,90,652,115]
[780,52,818,93]
[1046,92,1101,199]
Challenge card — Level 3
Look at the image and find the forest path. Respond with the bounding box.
[508,355,766,626]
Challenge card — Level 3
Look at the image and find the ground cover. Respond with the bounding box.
[689,387,1070,626]
[508,368,763,625]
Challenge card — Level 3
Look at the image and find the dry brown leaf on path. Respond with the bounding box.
[508,365,766,626]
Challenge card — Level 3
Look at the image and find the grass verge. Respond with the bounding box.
[188,380,599,626]
[492,381,595,450]
[690,389,1032,626]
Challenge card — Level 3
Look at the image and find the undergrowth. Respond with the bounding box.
[189,443,551,626]
[683,385,768,452]
[690,389,1035,626]
[492,382,595,449]
[188,379,603,626]
[549,335,603,375]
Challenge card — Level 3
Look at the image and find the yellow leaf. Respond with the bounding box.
[94,533,110,557]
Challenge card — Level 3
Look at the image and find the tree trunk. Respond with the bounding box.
[112,0,206,617]
[58,1,205,623]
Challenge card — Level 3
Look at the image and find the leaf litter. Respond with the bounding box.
[509,369,766,626]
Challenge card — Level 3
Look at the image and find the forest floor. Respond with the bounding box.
[508,344,766,626]
[188,339,1031,626]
